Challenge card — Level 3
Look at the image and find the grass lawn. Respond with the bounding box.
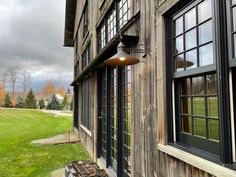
[0,108,91,177]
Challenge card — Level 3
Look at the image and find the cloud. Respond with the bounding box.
[0,0,73,91]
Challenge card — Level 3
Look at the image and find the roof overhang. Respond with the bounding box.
[64,0,76,47]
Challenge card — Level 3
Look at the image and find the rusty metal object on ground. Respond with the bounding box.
[65,160,108,177]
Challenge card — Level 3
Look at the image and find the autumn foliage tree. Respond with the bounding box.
[58,87,65,97]
[42,80,56,95]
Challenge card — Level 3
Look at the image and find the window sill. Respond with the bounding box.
[157,144,236,177]
[80,125,92,137]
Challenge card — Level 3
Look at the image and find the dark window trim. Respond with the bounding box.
[166,0,233,165]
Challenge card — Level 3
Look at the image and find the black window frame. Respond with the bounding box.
[97,66,131,177]
[166,0,233,165]
[97,0,131,51]
[81,43,91,70]
[83,1,89,38]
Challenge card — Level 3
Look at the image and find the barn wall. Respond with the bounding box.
[71,0,236,176]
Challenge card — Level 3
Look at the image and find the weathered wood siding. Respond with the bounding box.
[72,0,236,176]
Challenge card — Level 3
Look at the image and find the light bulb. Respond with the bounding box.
[119,57,125,61]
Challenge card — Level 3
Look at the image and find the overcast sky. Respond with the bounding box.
[0,0,73,91]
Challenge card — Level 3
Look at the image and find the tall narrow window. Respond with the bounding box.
[122,66,131,176]
[118,0,131,29]
[81,43,91,69]
[111,67,118,170]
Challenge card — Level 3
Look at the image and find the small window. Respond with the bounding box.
[81,43,91,69]
[83,2,89,37]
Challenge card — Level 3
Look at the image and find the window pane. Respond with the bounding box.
[198,0,212,23]
[199,43,214,66]
[175,17,183,36]
[194,117,206,137]
[233,7,236,32]
[185,29,197,50]
[208,97,218,117]
[208,119,219,140]
[199,20,213,45]
[185,8,196,30]
[186,49,197,69]
[181,78,191,95]
[193,97,205,116]
[181,97,191,114]
[182,116,192,134]
[192,76,205,95]
[207,74,217,94]
[175,54,184,72]
[175,35,184,53]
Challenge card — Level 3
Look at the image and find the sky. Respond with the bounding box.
[0,0,73,91]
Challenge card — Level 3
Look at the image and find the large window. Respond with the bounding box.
[98,0,131,51]
[168,0,236,165]
[98,66,132,177]
[169,0,220,155]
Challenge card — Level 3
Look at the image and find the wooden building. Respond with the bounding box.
[64,0,236,176]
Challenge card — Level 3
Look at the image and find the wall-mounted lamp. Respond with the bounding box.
[104,41,145,66]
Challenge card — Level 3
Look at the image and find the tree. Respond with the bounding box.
[3,67,19,98]
[0,82,5,106]
[61,95,69,110]
[47,95,61,110]
[20,70,32,96]
[42,80,56,95]
[58,87,66,97]
[70,100,73,111]
[38,99,45,109]
[25,89,37,109]
[4,94,12,108]
[16,96,25,108]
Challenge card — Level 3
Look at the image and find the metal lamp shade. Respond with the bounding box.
[104,42,140,66]
[176,56,193,68]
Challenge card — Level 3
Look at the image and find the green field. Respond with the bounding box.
[0,108,91,177]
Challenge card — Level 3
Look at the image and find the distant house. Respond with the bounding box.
[64,0,236,177]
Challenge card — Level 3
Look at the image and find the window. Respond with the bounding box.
[98,66,132,177]
[118,0,131,29]
[169,0,220,155]
[98,0,131,51]
[81,43,91,69]
[81,77,91,130]
[83,2,88,37]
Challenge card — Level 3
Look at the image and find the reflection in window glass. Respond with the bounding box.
[186,49,197,69]
[185,8,196,30]
[233,8,236,32]
[176,35,184,53]
[198,0,212,23]
[185,29,197,50]
[175,17,183,36]
[179,74,218,141]
[173,0,213,72]
[208,119,219,140]
[175,54,184,72]
[194,118,206,137]
[199,21,213,45]
[182,116,192,133]
[192,76,204,95]
[199,44,213,66]
[208,97,218,117]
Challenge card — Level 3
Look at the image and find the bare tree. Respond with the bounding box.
[21,70,32,96]
[3,67,19,98]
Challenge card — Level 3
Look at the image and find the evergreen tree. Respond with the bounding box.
[16,96,25,108]
[4,94,12,108]
[61,95,69,110]
[25,89,37,109]
[47,95,61,110]
[38,99,45,109]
